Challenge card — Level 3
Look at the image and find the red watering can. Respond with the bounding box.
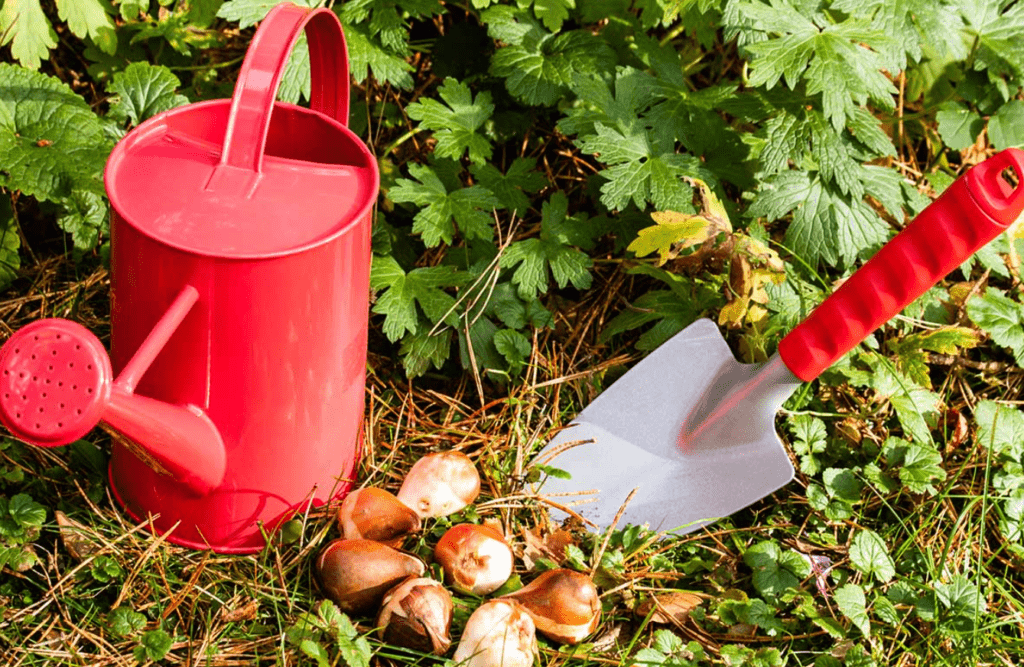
[0,3,379,553]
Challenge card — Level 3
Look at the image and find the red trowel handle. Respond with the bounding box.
[779,148,1024,382]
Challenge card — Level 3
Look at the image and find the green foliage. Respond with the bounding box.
[285,600,373,667]
[133,627,173,663]
[106,63,189,127]
[407,78,494,165]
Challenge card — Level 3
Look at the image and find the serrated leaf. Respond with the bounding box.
[407,78,494,165]
[134,628,173,662]
[490,27,616,106]
[744,540,802,598]
[469,158,547,217]
[0,0,58,69]
[0,64,113,202]
[882,437,946,495]
[499,192,592,299]
[370,254,468,341]
[8,494,45,528]
[56,0,117,54]
[342,21,414,89]
[576,123,704,211]
[0,198,20,292]
[834,584,870,637]
[216,0,318,28]
[989,100,1024,151]
[107,62,188,127]
[493,328,531,375]
[629,178,732,264]
[974,400,1024,461]
[108,607,147,638]
[967,287,1024,365]
[849,530,895,583]
[865,357,940,443]
[936,102,984,150]
[56,189,107,251]
[277,32,311,104]
[390,163,501,247]
[532,0,574,31]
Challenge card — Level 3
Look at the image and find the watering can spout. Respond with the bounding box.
[0,286,226,495]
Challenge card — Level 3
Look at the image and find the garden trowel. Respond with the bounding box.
[533,148,1024,534]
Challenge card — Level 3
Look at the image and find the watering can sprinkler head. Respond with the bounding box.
[0,286,226,495]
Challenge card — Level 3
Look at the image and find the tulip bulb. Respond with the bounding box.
[453,599,538,667]
[376,576,453,655]
[502,568,600,644]
[337,487,421,546]
[434,523,513,596]
[315,539,425,615]
[397,451,481,519]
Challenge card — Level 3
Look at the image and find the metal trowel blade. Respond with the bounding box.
[532,318,800,534]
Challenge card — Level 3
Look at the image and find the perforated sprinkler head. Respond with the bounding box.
[0,320,113,447]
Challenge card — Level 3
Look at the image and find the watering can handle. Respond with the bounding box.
[219,2,350,175]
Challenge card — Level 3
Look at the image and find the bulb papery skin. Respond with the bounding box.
[337,487,421,546]
[453,600,538,667]
[502,569,601,644]
[434,524,513,596]
[376,576,453,655]
[315,539,425,615]
[397,451,481,519]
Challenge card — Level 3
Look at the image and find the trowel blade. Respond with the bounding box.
[532,318,799,534]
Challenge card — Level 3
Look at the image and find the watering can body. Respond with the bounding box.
[0,4,378,552]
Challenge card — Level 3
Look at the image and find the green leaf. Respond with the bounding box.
[134,628,173,662]
[0,0,58,69]
[341,21,415,89]
[369,254,469,341]
[56,189,107,251]
[967,287,1024,365]
[989,100,1024,150]
[576,122,704,211]
[743,540,804,599]
[277,32,311,104]
[493,328,531,375]
[533,0,575,31]
[407,78,494,165]
[865,357,940,443]
[882,437,946,495]
[732,0,896,130]
[107,62,189,127]
[299,639,331,667]
[499,193,593,299]
[469,158,547,217]
[0,198,20,292]
[389,163,502,247]
[56,0,117,54]
[0,64,114,202]
[788,414,827,475]
[399,328,452,378]
[216,0,318,27]
[999,488,1024,542]
[961,0,1024,85]
[849,530,895,583]
[834,583,871,637]
[487,15,616,106]
[974,400,1024,461]
[108,607,147,638]
[935,102,984,150]
[8,494,45,528]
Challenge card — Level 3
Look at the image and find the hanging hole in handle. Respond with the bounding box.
[1000,165,1020,196]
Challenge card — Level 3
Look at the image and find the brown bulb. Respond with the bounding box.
[433,523,513,596]
[502,568,600,644]
[453,599,537,667]
[398,451,481,519]
[337,487,421,546]
[315,539,425,615]
[376,576,453,655]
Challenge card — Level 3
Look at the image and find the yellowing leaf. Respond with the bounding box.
[628,178,732,265]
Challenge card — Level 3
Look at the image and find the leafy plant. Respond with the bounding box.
[0,493,46,572]
[285,600,373,667]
